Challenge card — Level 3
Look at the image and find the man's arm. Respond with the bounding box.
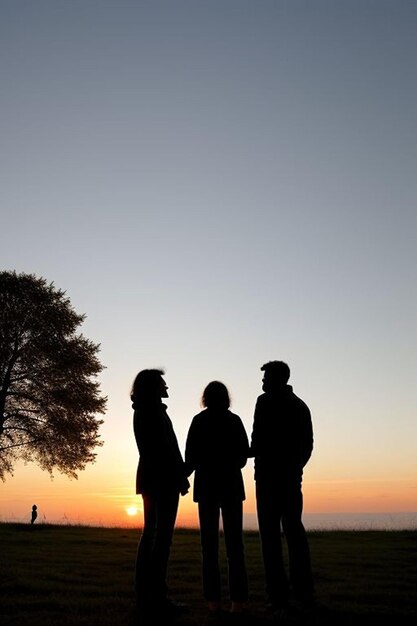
[248,397,262,458]
[301,405,314,467]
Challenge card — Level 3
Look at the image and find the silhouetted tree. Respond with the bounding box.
[0,271,106,481]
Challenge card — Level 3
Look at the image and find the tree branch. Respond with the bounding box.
[2,425,40,434]
[0,438,41,452]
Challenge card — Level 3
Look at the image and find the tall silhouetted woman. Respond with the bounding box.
[185,381,249,615]
[131,368,189,620]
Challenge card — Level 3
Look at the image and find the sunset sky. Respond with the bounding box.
[1,1,416,529]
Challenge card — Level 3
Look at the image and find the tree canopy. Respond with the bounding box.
[0,271,107,481]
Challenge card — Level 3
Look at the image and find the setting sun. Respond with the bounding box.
[126,506,138,517]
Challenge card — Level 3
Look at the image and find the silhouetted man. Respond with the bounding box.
[250,360,314,613]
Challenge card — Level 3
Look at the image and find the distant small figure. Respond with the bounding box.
[31,504,38,524]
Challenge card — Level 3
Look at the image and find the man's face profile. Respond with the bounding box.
[262,374,272,393]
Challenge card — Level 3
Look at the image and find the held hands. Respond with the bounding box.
[180,476,190,496]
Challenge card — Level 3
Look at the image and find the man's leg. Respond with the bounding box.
[282,485,314,602]
[256,482,290,608]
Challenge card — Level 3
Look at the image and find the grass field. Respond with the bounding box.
[1,523,416,625]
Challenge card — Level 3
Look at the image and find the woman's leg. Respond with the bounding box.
[198,500,221,604]
[151,490,180,602]
[135,494,157,603]
[222,500,248,605]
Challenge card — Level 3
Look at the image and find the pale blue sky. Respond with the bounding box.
[1,1,416,523]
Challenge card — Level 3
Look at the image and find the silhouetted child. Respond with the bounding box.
[31,504,38,524]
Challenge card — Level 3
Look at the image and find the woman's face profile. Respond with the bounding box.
[159,377,169,398]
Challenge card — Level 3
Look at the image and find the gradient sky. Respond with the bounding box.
[1,0,416,528]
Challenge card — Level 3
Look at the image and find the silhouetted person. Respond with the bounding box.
[185,381,249,616]
[250,361,314,614]
[31,504,38,524]
[131,368,189,621]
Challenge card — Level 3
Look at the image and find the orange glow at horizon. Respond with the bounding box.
[1,461,416,529]
[302,477,417,514]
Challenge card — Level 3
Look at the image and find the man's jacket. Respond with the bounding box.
[250,385,313,484]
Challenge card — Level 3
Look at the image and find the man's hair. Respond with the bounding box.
[131,368,165,403]
[261,360,290,384]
